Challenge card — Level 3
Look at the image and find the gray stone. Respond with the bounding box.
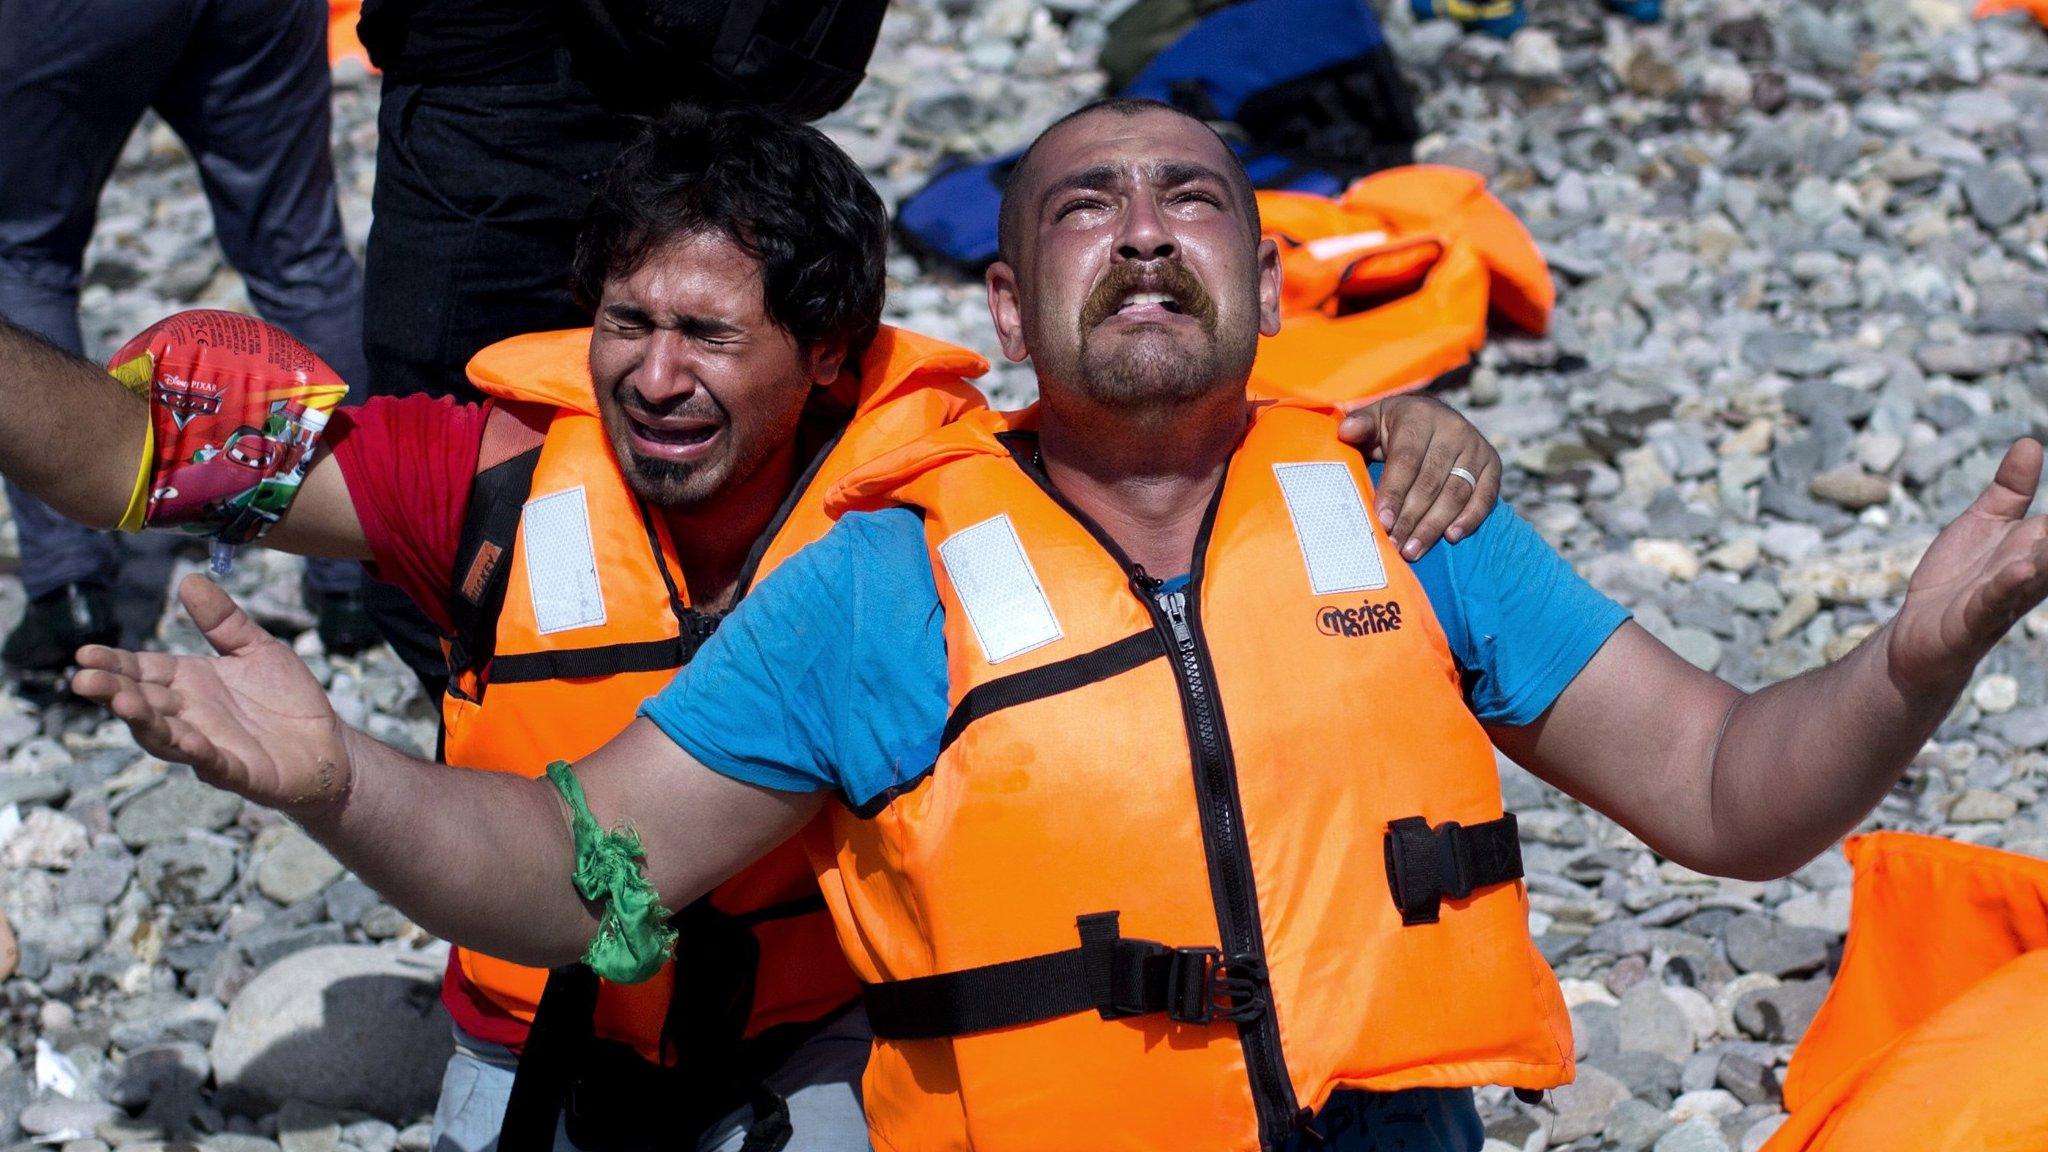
[137,837,238,905]
[1588,1048,1684,1106]
[340,1119,397,1152]
[1734,979,1830,1041]
[1915,335,2034,378]
[1961,166,2037,230]
[108,996,223,1050]
[1722,913,1830,976]
[276,1102,340,1152]
[1715,1053,1781,1106]
[254,829,343,906]
[1544,1065,1629,1142]
[58,850,135,907]
[1742,331,1838,377]
[1618,982,1696,1061]
[1655,1116,1732,1152]
[20,1101,120,1140]
[1573,1000,1620,1061]
[237,922,347,970]
[113,777,241,849]
[0,772,70,809]
[1989,705,2048,749]
[200,1137,280,1152]
[1950,788,2019,823]
[106,1043,210,1110]
[212,945,453,1120]
[1605,1098,1675,1152]
[321,878,380,929]
[1809,468,1891,510]
[18,905,109,977]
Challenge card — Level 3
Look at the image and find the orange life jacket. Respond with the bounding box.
[328,0,372,70]
[441,325,989,1065]
[1761,832,2048,1152]
[812,401,1572,1152]
[1975,0,2048,26]
[1252,165,1552,406]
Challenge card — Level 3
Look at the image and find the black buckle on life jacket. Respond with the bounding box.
[1384,814,1525,927]
[1079,912,1269,1026]
[1166,947,1270,1026]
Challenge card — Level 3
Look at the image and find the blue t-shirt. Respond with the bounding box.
[637,467,1625,1152]
[642,470,1628,809]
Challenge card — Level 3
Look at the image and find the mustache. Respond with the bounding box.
[1079,261,1218,333]
[618,388,723,425]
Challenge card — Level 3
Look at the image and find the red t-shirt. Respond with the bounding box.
[326,393,544,1048]
[327,393,493,631]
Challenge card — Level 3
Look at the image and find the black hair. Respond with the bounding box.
[573,102,888,357]
[994,97,1261,266]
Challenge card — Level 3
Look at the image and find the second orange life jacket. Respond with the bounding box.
[439,325,989,1066]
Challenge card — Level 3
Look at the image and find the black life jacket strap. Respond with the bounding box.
[862,910,1270,1041]
[1383,814,1523,926]
[496,962,599,1152]
[445,446,544,700]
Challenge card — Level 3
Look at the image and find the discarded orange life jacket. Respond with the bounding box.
[1252,165,1552,406]
[816,401,1573,1151]
[441,325,989,1066]
[327,0,372,71]
[1975,0,2048,26]
[1762,831,2048,1152]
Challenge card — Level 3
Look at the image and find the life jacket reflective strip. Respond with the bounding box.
[1250,165,1552,405]
[813,402,1572,1151]
[1761,832,2048,1152]
[441,325,989,1064]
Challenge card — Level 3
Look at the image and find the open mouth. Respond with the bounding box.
[627,412,721,452]
[1113,291,1187,317]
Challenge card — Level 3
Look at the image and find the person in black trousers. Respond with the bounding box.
[0,0,373,676]
[355,1,639,696]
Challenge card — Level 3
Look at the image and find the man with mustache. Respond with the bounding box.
[7,101,1497,1152]
[77,95,2048,1152]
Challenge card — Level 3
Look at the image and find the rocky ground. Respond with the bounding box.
[1,1,2045,1150]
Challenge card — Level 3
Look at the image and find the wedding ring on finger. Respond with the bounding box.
[1448,466,1478,490]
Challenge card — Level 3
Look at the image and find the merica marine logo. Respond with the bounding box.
[1317,599,1404,637]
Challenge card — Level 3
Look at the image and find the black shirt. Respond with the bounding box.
[359,0,564,84]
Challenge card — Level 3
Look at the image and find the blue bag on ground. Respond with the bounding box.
[896,0,1420,269]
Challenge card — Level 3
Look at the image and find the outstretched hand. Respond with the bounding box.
[1889,439,2048,694]
[1339,392,1502,560]
[70,574,352,818]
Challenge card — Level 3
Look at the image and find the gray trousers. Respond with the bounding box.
[0,0,364,597]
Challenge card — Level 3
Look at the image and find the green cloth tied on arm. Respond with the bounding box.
[545,761,677,984]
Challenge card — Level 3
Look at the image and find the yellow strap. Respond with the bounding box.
[109,352,156,532]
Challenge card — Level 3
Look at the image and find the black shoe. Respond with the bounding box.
[3,582,120,675]
[309,586,380,657]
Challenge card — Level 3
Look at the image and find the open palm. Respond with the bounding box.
[1889,439,2048,694]
[71,575,352,816]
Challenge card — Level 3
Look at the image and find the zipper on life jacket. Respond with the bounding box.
[1001,429,1302,1147]
[1137,571,1302,1150]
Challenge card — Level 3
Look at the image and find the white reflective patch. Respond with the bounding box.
[1303,229,1390,263]
[1274,461,1389,595]
[522,487,607,634]
[937,513,1063,665]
